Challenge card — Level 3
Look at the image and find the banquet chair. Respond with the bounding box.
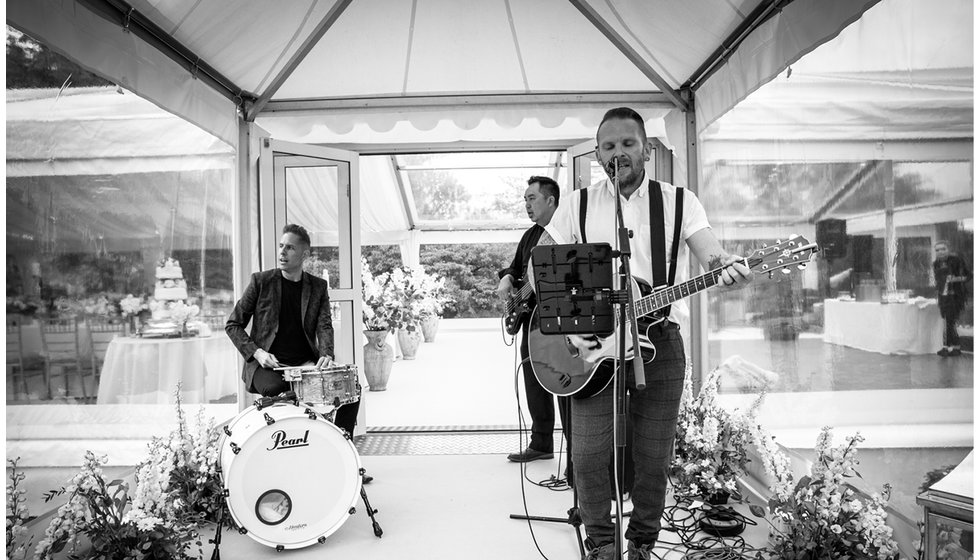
[40,317,91,402]
[87,319,124,391]
[6,323,29,400]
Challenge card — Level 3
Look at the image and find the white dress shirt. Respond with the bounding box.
[544,174,711,331]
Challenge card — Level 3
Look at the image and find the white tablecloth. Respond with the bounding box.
[822,299,943,355]
[96,335,238,404]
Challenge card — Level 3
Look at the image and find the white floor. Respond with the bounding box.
[213,454,769,560]
[365,318,536,429]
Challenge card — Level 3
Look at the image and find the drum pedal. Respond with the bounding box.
[264,413,275,425]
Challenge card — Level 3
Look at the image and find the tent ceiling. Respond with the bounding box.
[124,0,766,103]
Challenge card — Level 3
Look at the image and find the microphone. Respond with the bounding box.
[605,155,628,178]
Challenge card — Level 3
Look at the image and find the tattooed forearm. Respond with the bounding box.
[707,254,725,270]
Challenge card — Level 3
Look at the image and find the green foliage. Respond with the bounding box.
[7,26,113,89]
[362,243,516,318]
[421,243,515,318]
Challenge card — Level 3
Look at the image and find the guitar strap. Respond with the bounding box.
[578,180,683,317]
[648,180,683,319]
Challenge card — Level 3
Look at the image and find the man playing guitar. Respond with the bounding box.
[496,176,569,463]
[534,108,752,560]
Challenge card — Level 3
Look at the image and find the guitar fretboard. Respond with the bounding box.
[634,268,722,318]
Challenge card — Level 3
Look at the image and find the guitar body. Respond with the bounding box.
[503,296,532,336]
[528,278,663,399]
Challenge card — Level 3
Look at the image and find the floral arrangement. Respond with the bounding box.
[27,387,224,559]
[168,301,201,326]
[53,295,116,317]
[118,294,148,317]
[388,265,449,329]
[672,364,764,503]
[362,258,400,332]
[6,458,34,560]
[6,296,41,316]
[756,427,901,560]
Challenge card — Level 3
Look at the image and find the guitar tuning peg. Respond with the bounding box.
[768,271,774,279]
[789,234,799,239]
[798,264,806,269]
[781,268,791,275]
[775,239,782,244]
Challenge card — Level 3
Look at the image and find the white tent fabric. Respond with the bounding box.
[701,0,973,157]
[6,88,235,177]
[7,0,882,146]
[7,0,240,148]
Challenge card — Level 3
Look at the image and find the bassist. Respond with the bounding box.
[536,107,752,560]
[496,176,569,463]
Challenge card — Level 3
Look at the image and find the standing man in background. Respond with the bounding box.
[497,176,569,463]
[933,240,972,357]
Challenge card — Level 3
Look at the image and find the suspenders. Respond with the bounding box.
[578,181,683,316]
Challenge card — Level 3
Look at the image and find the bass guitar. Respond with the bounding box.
[502,276,535,336]
[528,236,818,398]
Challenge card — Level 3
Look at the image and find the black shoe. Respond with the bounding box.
[362,474,374,485]
[507,448,554,463]
[950,348,963,356]
[938,348,950,357]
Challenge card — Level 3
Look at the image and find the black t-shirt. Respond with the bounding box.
[268,275,316,366]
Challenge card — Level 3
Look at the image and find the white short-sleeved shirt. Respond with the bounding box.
[544,174,711,330]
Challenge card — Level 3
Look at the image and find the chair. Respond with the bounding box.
[7,323,27,399]
[40,317,90,401]
[6,317,48,402]
[87,319,124,392]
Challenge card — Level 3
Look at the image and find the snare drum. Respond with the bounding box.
[290,365,361,409]
[219,403,362,549]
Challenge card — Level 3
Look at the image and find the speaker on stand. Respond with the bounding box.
[816,219,847,260]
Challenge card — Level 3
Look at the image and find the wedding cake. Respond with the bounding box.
[154,258,188,301]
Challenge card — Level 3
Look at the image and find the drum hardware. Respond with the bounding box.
[229,442,240,455]
[263,413,275,425]
[223,425,231,436]
[254,390,298,410]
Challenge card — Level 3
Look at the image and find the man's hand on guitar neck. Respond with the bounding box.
[716,254,752,290]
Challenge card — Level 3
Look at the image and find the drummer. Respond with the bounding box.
[226,224,362,453]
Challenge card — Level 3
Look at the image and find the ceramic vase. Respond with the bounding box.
[397,326,422,360]
[420,314,440,343]
[363,330,394,391]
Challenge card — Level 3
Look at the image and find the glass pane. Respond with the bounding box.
[284,165,349,290]
[6,30,237,408]
[397,152,566,223]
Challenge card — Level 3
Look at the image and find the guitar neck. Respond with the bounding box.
[634,268,724,318]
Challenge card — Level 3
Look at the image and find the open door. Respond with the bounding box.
[258,139,365,433]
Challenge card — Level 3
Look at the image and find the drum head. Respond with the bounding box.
[221,405,361,549]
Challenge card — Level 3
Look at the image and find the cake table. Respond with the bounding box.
[95,334,238,404]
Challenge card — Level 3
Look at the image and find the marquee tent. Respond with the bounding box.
[8,0,882,161]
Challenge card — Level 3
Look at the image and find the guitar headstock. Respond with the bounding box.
[746,235,819,279]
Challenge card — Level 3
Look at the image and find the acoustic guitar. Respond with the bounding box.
[527,236,818,398]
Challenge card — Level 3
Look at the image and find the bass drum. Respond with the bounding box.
[219,403,362,549]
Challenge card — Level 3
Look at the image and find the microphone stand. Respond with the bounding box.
[609,159,647,559]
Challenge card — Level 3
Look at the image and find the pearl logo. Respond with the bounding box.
[267,430,310,451]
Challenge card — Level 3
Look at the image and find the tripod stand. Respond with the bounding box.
[509,399,586,559]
